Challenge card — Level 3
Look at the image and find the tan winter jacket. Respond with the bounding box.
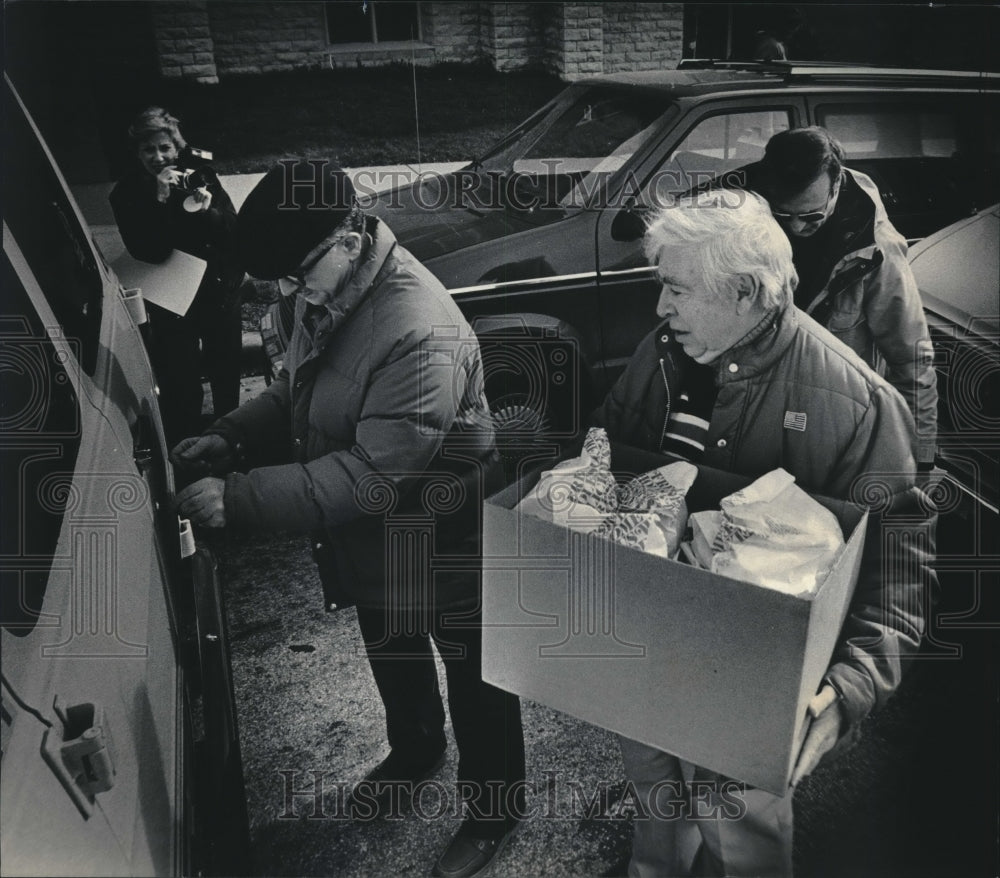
[209,217,498,610]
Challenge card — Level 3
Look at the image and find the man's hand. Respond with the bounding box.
[791,684,842,787]
[176,477,227,528]
[171,434,234,478]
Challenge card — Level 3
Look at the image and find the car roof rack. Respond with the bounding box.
[677,58,1000,81]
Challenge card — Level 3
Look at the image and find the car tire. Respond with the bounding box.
[490,392,558,482]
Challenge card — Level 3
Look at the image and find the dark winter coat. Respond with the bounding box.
[109,155,244,318]
[592,305,936,739]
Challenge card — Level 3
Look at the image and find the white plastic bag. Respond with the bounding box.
[516,427,618,533]
[597,461,698,558]
[517,428,697,557]
[710,468,845,595]
[688,509,723,569]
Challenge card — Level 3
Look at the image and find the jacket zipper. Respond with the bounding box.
[657,357,672,454]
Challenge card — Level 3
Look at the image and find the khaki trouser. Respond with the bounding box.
[619,735,794,877]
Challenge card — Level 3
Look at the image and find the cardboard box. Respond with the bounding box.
[482,444,868,796]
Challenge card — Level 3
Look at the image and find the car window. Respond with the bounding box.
[476,85,676,213]
[514,92,670,175]
[653,109,791,198]
[2,81,103,375]
[812,96,1000,237]
[817,106,957,159]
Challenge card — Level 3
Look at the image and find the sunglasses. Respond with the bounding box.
[277,233,349,296]
[770,178,840,225]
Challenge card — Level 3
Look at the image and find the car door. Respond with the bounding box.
[1,75,247,877]
[1,124,184,874]
[594,97,806,392]
[909,205,1000,513]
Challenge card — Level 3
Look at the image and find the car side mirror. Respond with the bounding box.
[611,206,648,242]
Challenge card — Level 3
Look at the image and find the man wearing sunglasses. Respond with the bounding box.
[748,127,938,469]
[172,159,525,878]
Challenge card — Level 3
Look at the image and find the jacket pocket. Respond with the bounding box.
[824,251,884,333]
[827,304,865,332]
[827,318,879,372]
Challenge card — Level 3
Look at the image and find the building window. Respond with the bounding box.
[326,1,422,45]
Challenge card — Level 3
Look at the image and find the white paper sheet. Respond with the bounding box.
[112,249,207,316]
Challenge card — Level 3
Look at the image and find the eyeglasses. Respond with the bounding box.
[277,233,348,296]
[770,177,840,225]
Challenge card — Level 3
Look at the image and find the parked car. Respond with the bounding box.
[909,204,999,515]
[1,75,248,876]
[264,62,999,467]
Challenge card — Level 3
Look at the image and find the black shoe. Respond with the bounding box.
[431,820,518,878]
[345,747,446,819]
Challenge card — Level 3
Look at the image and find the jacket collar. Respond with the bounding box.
[653,318,678,359]
[738,164,878,260]
[653,319,688,380]
[713,304,794,383]
[354,215,398,288]
[299,216,397,340]
[821,169,877,259]
[326,215,396,324]
[652,307,794,387]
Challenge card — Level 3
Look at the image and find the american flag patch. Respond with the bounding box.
[783,411,808,432]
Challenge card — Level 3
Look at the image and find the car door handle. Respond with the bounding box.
[40,696,116,818]
[131,413,154,475]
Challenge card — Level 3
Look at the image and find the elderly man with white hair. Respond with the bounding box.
[592,190,936,877]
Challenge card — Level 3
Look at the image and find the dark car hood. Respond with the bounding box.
[367,172,541,264]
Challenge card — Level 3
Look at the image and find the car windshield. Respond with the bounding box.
[472,84,678,213]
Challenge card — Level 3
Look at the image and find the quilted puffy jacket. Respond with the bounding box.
[209,217,499,611]
[593,305,937,738]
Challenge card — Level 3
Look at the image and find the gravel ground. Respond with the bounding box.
[217,530,632,878]
[212,439,998,878]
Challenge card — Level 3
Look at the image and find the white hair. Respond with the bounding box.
[642,190,797,309]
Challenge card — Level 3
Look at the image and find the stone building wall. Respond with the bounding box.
[207,2,327,75]
[150,1,219,83]
[552,3,605,79]
[482,3,550,72]
[421,3,484,65]
[603,3,684,73]
[544,2,685,80]
[147,2,686,81]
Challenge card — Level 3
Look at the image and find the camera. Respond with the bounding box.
[171,167,208,192]
[170,146,214,191]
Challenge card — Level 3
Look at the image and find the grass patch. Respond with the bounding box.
[162,62,565,173]
[152,62,565,331]
[240,278,278,334]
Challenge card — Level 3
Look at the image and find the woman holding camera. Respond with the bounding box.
[110,106,244,445]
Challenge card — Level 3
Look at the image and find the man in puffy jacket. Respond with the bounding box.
[592,189,936,877]
[745,126,938,467]
[173,159,524,878]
